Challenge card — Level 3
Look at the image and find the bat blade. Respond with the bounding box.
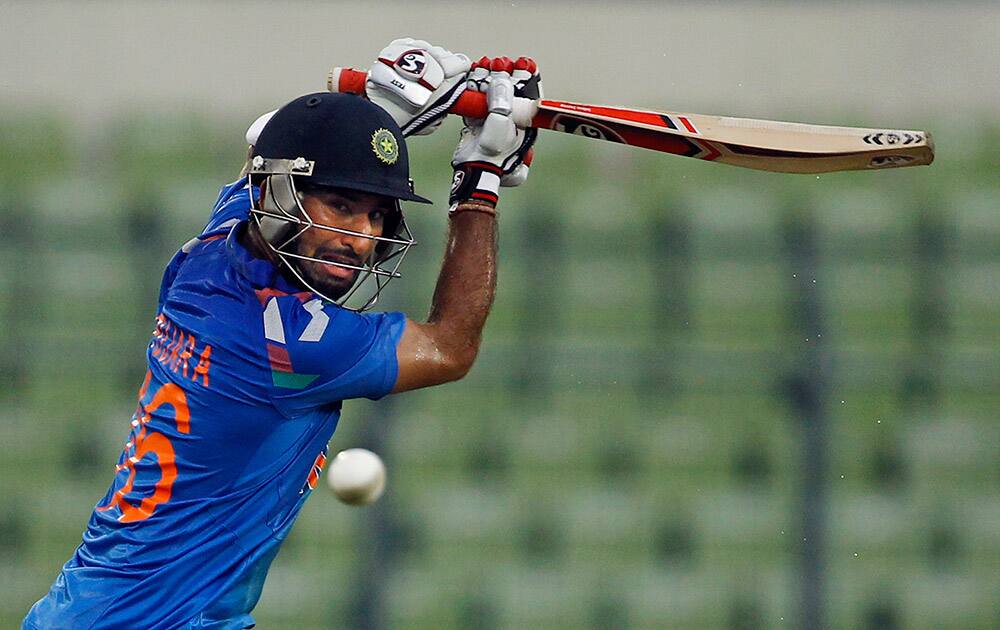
[534,100,934,174]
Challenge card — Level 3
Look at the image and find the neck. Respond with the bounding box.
[240,221,279,265]
[240,221,313,293]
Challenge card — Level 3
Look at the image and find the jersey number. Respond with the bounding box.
[97,370,190,522]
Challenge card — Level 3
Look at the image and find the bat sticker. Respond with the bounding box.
[550,114,625,143]
[863,132,924,146]
[868,155,916,168]
[660,114,700,134]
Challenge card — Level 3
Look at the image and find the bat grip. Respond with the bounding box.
[329,67,539,128]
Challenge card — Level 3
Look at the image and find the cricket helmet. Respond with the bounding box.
[247,92,430,311]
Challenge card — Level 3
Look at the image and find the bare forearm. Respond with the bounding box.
[391,204,497,393]
[427,205,498,366]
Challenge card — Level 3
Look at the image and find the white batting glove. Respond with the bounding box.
[366,38,471,137]
[449,57,540,208]
[502,56,542,186]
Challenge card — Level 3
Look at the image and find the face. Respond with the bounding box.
[290,187,395,299]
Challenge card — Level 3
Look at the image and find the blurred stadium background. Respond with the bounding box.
[1,2,997,628]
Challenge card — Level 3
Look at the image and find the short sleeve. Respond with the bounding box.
[156,181,255,311]
[259,293,406,415]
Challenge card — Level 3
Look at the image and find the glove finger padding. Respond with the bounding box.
[499,57,541,186]
[464,64,491,104]
[511,56,543,100]
[428,45,470,76]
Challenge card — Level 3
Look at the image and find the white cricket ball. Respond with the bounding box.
[326,448,386,506]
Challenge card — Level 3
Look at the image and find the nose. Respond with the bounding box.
[333,214,376,254]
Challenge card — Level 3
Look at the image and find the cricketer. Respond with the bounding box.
[24,38,541,629]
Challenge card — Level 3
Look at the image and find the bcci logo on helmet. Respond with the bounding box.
[371,128,399,165]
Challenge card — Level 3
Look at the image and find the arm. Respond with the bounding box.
[392,205,497,392]
[391,55,540,393]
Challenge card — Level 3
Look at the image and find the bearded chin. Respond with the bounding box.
[301,260,359,300]
[283,239,361,300]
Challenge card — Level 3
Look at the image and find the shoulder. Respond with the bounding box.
[160,230,252,327]
[262,294,403,354]
[212,179,253,214]
[264,296,402,368]
[204,179,257,234]
[260,298,406,404]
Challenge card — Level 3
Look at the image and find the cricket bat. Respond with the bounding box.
[329,67,933,174]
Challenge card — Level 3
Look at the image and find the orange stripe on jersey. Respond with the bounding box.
[254,287,312,307]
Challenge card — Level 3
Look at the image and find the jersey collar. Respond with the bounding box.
[225,222,304,294]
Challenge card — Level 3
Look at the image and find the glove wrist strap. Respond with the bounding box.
[449,162,502,207]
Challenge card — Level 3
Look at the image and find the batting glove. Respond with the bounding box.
[449,56,541,208]
[500,56,541,187]
[366,38,471,137]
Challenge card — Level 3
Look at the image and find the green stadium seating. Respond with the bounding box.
[2,113,996,629]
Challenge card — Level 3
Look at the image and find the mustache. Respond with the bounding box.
[313,247,364,268]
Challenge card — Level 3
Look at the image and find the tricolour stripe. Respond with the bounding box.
[266,343,293,372]
[271,371,319,389]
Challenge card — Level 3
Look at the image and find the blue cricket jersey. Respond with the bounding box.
[24,181,406,629]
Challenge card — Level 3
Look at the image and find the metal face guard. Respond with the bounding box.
[247,166,416,311]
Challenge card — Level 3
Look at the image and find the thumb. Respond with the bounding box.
[477,112,516,156]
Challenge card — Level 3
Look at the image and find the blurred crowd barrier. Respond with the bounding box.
[0,110,997,629]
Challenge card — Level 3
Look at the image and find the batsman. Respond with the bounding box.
[24,39,541,629]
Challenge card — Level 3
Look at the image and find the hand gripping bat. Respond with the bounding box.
[329,66,933,174]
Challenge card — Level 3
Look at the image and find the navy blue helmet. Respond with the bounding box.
[247,92,427,311]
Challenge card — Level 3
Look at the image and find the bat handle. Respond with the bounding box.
[328,67,539,128]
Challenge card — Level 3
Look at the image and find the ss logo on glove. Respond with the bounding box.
[394,50,427,79]
[450,170,465,194]
[366,38,472,136]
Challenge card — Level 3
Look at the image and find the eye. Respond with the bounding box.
[369,209,386,223]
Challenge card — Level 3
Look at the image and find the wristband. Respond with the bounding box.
[449,161,502,206]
